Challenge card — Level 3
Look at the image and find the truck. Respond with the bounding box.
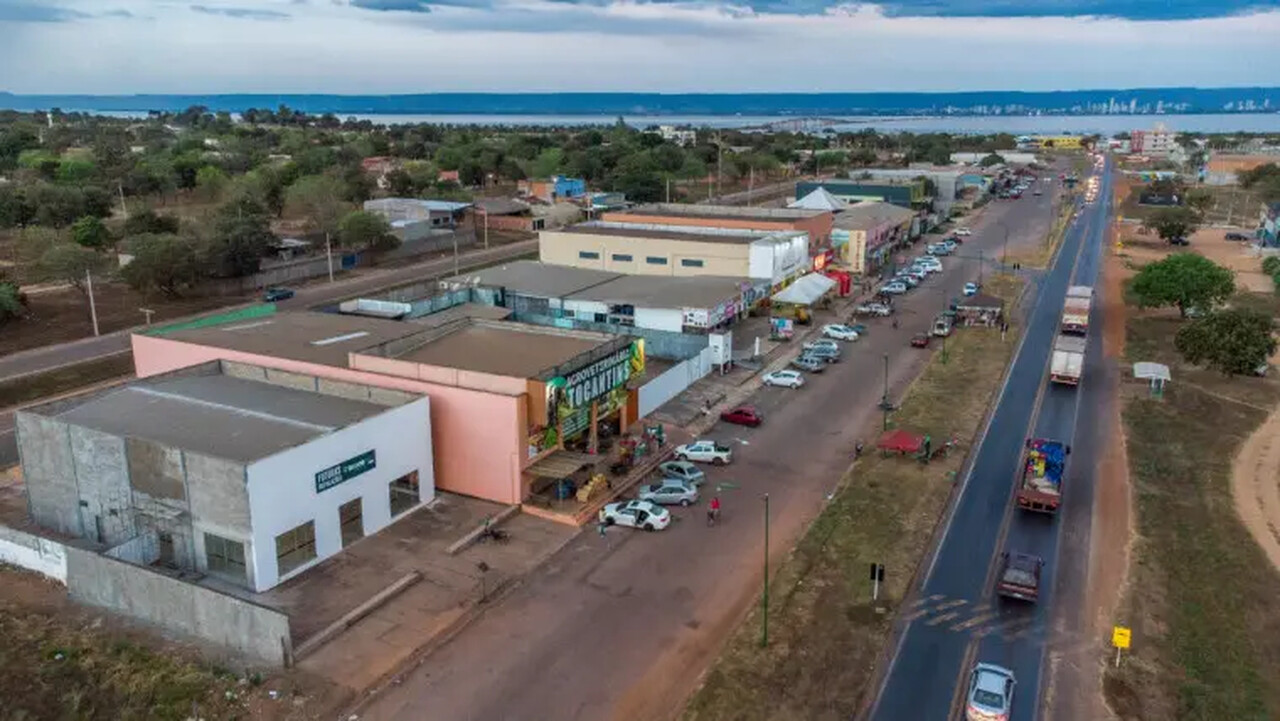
[1016,438,1068,513]
[1050,336,1087,386]
[1060,285,1092,335]
[996,552,1044,602]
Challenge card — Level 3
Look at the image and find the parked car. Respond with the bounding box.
[720,405,763,427]
[658,460,705,486]
[941,239,959,252]
[637,479,699,507]
[894,274,921,288]
[1225,232,1250,241]
[899,269,927,283]
[856,302,894,316]
[966,663,1016,721]
[879,282,909,295]
[822,324,860,341]
[845,322,869,335]
[675,440,733,465]
[1033,189,1043,196]
[954,227,973,236]
[791,355,826,373]
[802,346,841,363]
[963,282,979,296]
[599,500,671,531]
[763,369,806,388]
[263,287,295,302]
[914,258,942,272]
[927,244,950,256]
[911,333,931,348]
[1169,236,1190,246]
[804,338,841,353]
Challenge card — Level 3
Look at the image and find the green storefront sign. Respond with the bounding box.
[315,450,377,493]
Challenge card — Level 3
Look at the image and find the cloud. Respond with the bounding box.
[350,0,432,11]
[0,1,89,22]
[870,0,1272,21]
[102,9,134,17]
[190,4,291,19]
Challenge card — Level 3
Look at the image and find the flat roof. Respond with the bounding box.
[616,203,828,221]
[556,222,798,245]
[409,303,513,329]
[160,312,428,367]
[51,374,388,463]
[454,260,620,298]
[834,201,917,230]
[568,274,752,309]
[396,321,618,379]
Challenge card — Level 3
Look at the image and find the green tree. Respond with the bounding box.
[1175,308,1277,377]
[385,168,415,197]
[285,174,348,253]
[1142,206,1200,243]
[338,210,398,251]
[1131,253,1235,318]
[530,148,565,179]
[979,153,1006,167]
[123,208,181,236]
[70,215,112,250]
[120,233,201,296]
[1185,188,1214,217]
[195,165,230,202]
[38,243,103,292]
[209,194,274,277]
[56,157,96,184]
[0,273,25,323]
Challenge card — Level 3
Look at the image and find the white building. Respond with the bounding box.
[657,125,698,147]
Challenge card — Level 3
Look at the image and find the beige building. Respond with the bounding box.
[539,221,810,287]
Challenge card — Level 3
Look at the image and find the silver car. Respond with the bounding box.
[791,355,826,373]
[966,663,1015,721]
[637,479,699,507]
[803,345,841,363]
[658,460,706,486]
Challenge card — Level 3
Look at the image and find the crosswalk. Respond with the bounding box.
[900,594,1098,651]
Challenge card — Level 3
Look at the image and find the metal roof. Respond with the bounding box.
[453,260,620,298]
[568,274,752,310]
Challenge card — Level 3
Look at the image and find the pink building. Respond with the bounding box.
[132,312,639,507]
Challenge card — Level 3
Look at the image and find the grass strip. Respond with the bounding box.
[0,354,135,410]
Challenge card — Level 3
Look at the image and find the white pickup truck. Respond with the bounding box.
[1050,336,1087,386]
[675,440,733,465]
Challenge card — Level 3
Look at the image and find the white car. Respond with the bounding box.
[822,324,860,341]
[914,259,942,273]
[879,282,908,295]
[637,479,699,507]
[856,302,893,317]
[963,282,979,296]
[599,500,671,531]
[954,227,973,236]
[804,338,841,352]
[763,369,805,389]
[675,439,733,465]
[966,663,1015,721]
[927,244,951,256]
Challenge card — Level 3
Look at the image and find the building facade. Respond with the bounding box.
[829,201,917,274]
[601,203,833,246]
[794,179,926,209]
[1131,124,1177,156]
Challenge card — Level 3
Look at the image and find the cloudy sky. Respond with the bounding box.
[1,0,1278,93]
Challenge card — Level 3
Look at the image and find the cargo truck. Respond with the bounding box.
[1016,438,1068,513]
[1050,336,1087,386]
[1061,285,1093,335]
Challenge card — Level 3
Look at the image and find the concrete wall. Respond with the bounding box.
[64,545,292,667]
[0,524,67,582]
[17,413,83,537]
[539,230,753,278]
[634,307,684,333]
[515,312,708,361]
[638,346,713,418]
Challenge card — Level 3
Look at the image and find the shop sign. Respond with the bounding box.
[683,308,710,328]
[561,345,634,409]
[561,406,590,437]
[315,450,376,493]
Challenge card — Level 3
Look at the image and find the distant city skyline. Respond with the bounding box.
[1,1,1278,93]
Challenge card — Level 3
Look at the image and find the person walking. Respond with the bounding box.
[707,496,721,526]
[597,518,608,537]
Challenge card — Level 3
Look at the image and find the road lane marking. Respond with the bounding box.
[935,598,968,611]
[910,593,945,608]
[950,612,1001,632]
[925,611,962,627]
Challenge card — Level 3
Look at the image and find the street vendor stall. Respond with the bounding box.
[877,429,925,457]
[955,293,1005,327]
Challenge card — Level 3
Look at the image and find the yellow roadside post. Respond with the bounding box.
[1112,626,1131,667]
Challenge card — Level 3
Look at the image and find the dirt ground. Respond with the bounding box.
[1115,222,1271,291]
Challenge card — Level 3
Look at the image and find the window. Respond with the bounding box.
[275,521,316,576]
[389,471,421,517]
[340,498,364,548]
[206,532,247,581]
[646,256,668,265]
[611,253,633,263]
[681,259,705,268]
[578,250,600,260]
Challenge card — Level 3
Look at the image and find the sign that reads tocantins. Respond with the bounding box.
[560,345,634,409]
[315,450,377,493]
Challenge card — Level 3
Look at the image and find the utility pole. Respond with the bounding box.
[483,209,489,250]
[978,249,985,285]
[716,132,723,199]
[666,177,671,204]
[747,166,754,206]
[453,232,460,277]
[85,269,99,337]
[325,232,334,283]
[761,493,770,648]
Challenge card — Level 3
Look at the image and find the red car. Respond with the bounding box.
[720,406,763,427]
[910,333,931,348]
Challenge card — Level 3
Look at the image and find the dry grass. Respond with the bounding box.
[0,354,134,410]
[1007,201,1075,270]
[682,276,1025,721]
[1104,294,1280,721]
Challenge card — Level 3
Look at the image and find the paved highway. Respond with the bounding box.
[869,161,1112,720]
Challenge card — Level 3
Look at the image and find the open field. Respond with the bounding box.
[1115,221,1273,293]
[682,275,1024,721]
[1103,289,1280,721]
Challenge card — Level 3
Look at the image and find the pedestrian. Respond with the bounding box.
[597,518,608,537]
[854,439,865,459]
[702,399,713,416]
[707,496,721,527]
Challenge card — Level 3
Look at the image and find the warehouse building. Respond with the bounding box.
[600,203,833,246]
[15,362,433,592]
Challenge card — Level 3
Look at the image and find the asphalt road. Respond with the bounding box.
[354,192,1059,721]
[868,162,1112,721]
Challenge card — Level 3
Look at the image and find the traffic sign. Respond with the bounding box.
[1112,626,1131,650]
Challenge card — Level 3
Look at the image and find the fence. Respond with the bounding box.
[638,347,714,418]
[0,524,67,583]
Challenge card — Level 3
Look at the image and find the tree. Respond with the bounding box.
[38,243,103,292]
[385,168,415,197]
[123,208,181,236]
[120,233,201,296]
[1185,188,1214,217]
[0,272,26,324]
[285,174,348,252]
[195,165,229,202]
[338,210,398,251]
[1142,206,1200,243]
[70,215,112,250]
[979,153,1006,167]
[208,194,274,277]
[1131,253,1235,318]
[1175,309,1277,377]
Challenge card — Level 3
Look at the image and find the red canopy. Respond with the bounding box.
[877,429,924,453]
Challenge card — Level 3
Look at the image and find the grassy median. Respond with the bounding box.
[0,353,134,410]
[683,275,1025,721]
[1007,198,1075,270]
[1104,302,1280,721]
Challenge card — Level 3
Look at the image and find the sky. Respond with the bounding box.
[0,0,1278,93]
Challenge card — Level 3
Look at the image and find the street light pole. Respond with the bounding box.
[880,352,891,430]
[761,492,770,648]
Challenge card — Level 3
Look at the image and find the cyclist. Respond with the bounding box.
[707,496,722,526]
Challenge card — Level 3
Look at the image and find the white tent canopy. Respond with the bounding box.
[789,187,847,211]
[772,273,837,306]
[1133,362,1172,382]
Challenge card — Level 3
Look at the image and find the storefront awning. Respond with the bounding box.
[771,273,837,306]
[527,451,598,479]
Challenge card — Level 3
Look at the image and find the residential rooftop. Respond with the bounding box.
[453,259,620,298]
[833,201,917,230]
[395,320,625,380]
[159,311,428,368]
[555,221,801,245]
[612,203,829,221]
[45,372,388,463]
[568,274,752,309]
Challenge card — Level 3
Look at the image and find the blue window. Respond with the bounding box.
[681,259,705,268]
[579,250,600,260]
[612,253,633,263]
[646,256,668,265]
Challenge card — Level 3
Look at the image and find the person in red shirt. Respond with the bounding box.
[707,496,721,526]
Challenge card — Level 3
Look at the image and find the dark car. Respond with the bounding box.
[1225,232,1250,241]
[1169,237,1190,246]
[997,552,1044,602]
[911,333,931,348]
[263,287,295,302]
[720,406,763,428]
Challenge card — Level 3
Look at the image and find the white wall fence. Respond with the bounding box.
[638,346,714,418]
[0,525,67,583]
